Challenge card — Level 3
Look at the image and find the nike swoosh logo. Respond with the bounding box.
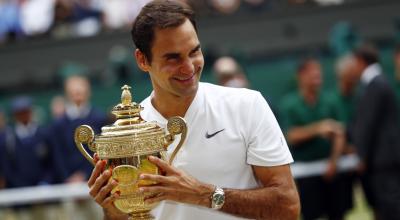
[205,129,225,139]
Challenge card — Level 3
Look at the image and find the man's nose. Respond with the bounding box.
[180,58,195,75]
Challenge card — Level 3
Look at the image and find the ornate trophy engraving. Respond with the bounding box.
[74,85,187,219]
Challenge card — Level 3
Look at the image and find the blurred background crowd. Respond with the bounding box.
[0,0,380,44]
[0,0,400,219]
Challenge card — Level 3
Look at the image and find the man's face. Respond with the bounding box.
[65,77,90,106]
[137,19,204,99]
[338,63,358,93]
[14,109,32,125]
[351,57,367,79]
[299,61,322,93]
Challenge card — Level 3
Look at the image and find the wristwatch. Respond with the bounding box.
[211,186,225,210]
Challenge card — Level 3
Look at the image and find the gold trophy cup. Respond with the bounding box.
[74,85,187,220]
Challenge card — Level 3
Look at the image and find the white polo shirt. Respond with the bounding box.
[141,82,293,220]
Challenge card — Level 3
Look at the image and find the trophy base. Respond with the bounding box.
[128,211,154,220]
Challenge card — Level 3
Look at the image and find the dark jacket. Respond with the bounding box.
[352,74,400,172]
[0,125,54,188]
[50,107,107,182]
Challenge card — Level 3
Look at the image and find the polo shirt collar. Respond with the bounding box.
[145,83,204,125]
[15,122,38,139]
[65,102,91,120]
[360,63,381,85]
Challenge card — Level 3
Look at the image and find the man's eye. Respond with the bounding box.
[167,56,179,61]
[192,48,201,54]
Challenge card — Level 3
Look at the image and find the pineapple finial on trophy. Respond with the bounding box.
[121,85,132,106]
[112,84,143,123]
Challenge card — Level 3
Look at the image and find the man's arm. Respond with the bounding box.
[325,128,345,179]
[140,156,300,220]
[286,119,342,146]
[221,165,300,219]
[287,119,345,179]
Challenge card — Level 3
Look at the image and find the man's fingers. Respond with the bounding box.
[88,160,106,187]
[101,192,120,208]
[95,179,118,205]
[93,153,100,163]
[148,156,177,174]
[139,173,172,184]
[89,169,112,197]
[144,193,168,204]
[140,185,173,195]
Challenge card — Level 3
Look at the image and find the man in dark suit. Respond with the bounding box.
[351,44,400,219]
[0,96,54,188]
[50,75,108,183]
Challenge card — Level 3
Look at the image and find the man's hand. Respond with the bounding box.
[317,119,343,139]
[287,119,344,146]
[356,161,367,175]
[139,156,214,207]
[324,160,337,180]
[88,154,126,220]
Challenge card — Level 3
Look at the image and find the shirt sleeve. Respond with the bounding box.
[245,92,294,166]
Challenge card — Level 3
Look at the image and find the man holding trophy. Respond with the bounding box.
[87,1,300,219]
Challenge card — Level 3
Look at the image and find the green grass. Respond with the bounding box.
[345,185,373,220]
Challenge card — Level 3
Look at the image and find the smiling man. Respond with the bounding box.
[87,1,300,219]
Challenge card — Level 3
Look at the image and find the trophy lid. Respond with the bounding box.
[111,85,143,121]
[100,85,162,137]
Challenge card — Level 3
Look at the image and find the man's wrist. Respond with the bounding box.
[198,183,215,208]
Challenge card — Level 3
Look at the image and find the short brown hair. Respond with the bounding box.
[296,57,319,74]
[131,0,197,63]
[353,43,379,65]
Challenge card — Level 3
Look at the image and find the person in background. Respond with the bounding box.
[0,96,53,188]
[325,54,361,218]
[50,75,107,183]
[19,0,54,37]
[0,0,24,43]
[212,55,282,119]
[213,56,249,88]
[350,44,400,220]
[280,58,348,220]
[52,0,102,38]
[333,52,378,220]
[50,95,66,120]
[331,54,358,130]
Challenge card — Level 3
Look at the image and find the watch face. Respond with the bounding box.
[214,194,224,205]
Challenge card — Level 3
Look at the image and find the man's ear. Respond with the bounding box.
[135,49,150,72]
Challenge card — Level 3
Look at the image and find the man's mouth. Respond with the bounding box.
[173,73,195,82]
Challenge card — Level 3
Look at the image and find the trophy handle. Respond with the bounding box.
[166,116,187,165]
[74,125,96,166]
